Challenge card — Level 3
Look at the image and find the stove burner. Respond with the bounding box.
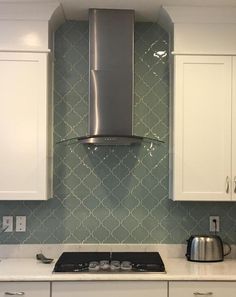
[120,261,132,271]
[53,252,165,273]
[89,261,100,271]
[100,260,110,270]
[110,261,120,271]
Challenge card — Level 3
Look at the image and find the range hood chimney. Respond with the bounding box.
[59,9,163,145]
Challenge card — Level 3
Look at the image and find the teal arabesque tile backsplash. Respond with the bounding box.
[1,21,236,244]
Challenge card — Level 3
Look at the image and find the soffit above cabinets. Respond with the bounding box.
[159,6,236,55]
[0,2,65,52]
[0,2,63,21]
[1,0,236,21]
[160,6,236,24]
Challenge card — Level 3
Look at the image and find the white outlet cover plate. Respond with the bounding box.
[16,216,26,232]
[2,216,13,232]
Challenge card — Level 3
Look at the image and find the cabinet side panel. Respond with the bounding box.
[169,53,174,199]
[232,57,236,201]
[46,53,53,199]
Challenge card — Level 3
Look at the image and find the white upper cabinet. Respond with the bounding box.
[0,52,52,200]
[171,55,232,201]
[0,3,64,200]
[160,6,236,201]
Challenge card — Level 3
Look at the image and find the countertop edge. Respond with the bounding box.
[1,275,236,281]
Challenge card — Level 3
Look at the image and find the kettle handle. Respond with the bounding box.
[223,241,231,256]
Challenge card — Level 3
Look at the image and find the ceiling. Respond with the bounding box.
[3,0,236,21]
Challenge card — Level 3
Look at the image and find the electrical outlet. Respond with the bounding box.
[209,216,220,232]
[2,216,13,232]
[16,216,26,232]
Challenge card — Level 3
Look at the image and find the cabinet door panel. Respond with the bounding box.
[172,55,232,201]
[52,281,167,297]
[0,282,50,297]
[0,52,50,200]
[169,281,236,297]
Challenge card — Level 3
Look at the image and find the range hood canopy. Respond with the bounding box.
[58,8,163,146]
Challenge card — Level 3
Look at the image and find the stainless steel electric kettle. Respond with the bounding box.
[186,235,231,262]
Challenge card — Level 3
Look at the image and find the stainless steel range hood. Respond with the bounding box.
[59,9,163,146]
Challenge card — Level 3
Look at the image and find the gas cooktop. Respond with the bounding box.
[53,252,166,273]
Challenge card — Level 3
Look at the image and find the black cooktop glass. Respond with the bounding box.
[53,252,165,273]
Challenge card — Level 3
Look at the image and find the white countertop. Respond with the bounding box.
[0,244,236,282]
[1,257,236,281]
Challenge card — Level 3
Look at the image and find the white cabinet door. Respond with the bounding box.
[0,282,50,297]
[171,55,232,201]
[52,281,167,297]
[0,52,53,200]
[169,281,236,297]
